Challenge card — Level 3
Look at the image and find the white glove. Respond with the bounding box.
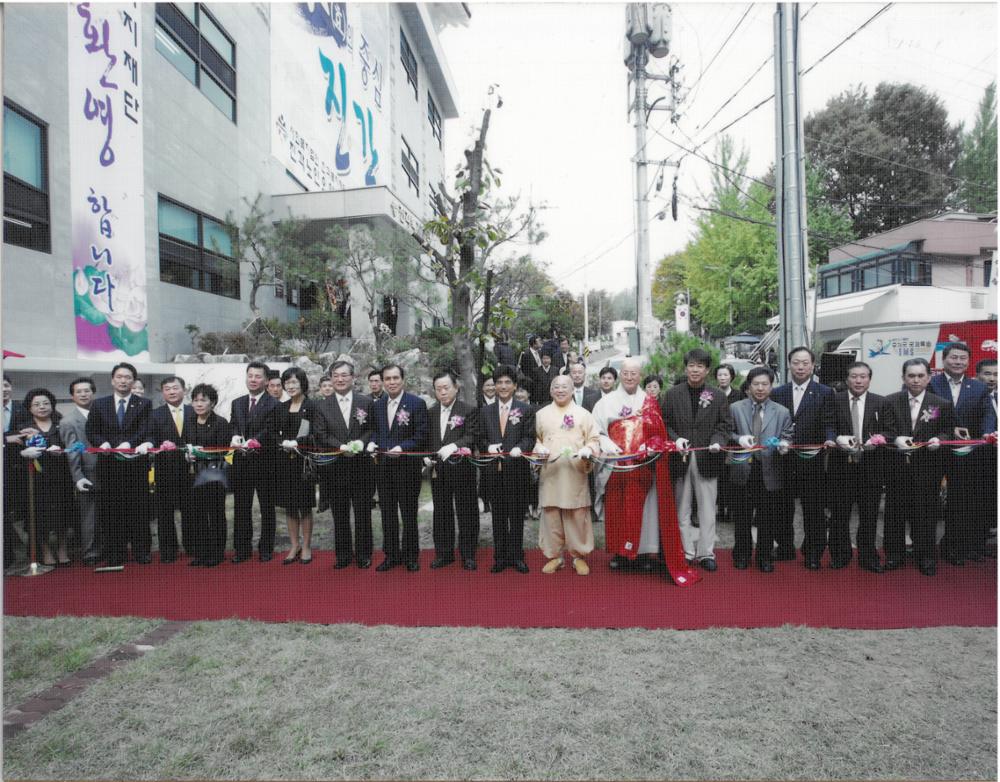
[604,441,622,455]
[437,443,459,460]
[135,442,152,455]
[927,437,941,451]
[76,478,93,492]
[20,446,43,459]
[388,445,402,456]
[674,437,691,451]
[894,436,914,451]
[777,440,791,455]
[836,435,857,451]
[230,435,245,448]
[577,446,593,459]
[533,444,550,459]
[46,444,63,453]
[281,439,298,451]
[117,442,131,451]
[708,442,722,453]
[366,442,378,453]
[509,447,523,458]
[423,457,434,468]
[738,435,756,449]
[99,442,111,451]
[488,443,502,454]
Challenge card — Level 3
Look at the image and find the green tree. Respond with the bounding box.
[804,82,961,237]
[644,331,720,385]
[954,82,998,213]
[652,250,687,322]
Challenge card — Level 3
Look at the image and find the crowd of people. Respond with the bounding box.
[2,337,996,581]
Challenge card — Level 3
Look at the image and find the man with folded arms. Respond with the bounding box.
[533,375,600,575]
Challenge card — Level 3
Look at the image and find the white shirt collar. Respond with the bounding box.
[75,405,91,418]
[910,391,926,404]
[948,374,964,386]
[793,382,809,392]
[248,392,264,403]
[114,393,132,405]
[337,392,352,403]
[849,391,867,402]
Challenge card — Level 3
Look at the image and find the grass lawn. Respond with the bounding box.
[3,617,995,780]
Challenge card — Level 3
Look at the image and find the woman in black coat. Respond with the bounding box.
[273,367,317,564]
[186,383,233,567]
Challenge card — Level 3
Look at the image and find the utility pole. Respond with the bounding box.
[583,287,590,345]
[773,3,809,381]
[625,3,675,355]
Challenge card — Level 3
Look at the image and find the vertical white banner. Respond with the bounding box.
[68,2,148,360]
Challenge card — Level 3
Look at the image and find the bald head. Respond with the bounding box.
[550,374,574,405]
[620,359,642,394]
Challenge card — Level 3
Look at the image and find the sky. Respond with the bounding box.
[437,2,998,297]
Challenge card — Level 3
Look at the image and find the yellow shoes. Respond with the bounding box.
[542,558,564,574]
[572,558,590,576]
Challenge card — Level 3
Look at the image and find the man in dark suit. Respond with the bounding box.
[150,376,194,564]
[976,358,997,558]
[229,361,280,563]
[85,362,154,567]
[518,335,544,398]
[883,357,956,576]
[568,362,600,412]
[478,364,536,573]
[367,363,428,572]
[822,361,889,572]
[3,376,33,568]
[60,377,101,564]
[929,342,990,564]
[660,348,732,571]
[554,337,573,375]
[312,361,374,569]
[771,346,834,569]
[426,370,480,570]
[531,352,560,405]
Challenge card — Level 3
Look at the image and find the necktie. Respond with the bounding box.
[388,398,398,425]
[752,403,764,441]
[117,398,126,428]
[951,379,962,406]
[173,406,184,436]
[992,391,997,412]
[3,404,10,433]
[441,407,450,440]
[248,396,257,416]
[851,396,862,462]
[339,395,350,423]
[793,386,804,416]
[500,403,509,437]
[575,389,582,405]
[910,396,920,428]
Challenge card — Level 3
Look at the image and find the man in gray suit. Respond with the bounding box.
[728,366,793,573]
[60,377,101,564]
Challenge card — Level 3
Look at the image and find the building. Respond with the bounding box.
[810,212,998,350]
[2,2,468,393]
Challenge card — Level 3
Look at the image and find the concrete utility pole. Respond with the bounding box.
[773,3,810,380]
[583,287,590,345]
[625,3,674,355]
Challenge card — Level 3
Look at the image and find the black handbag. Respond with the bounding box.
[192,461,230,492]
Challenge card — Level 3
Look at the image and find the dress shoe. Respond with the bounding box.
[188,558,204,567]
[430,557,454,569]
[883,557,904,571]
[357,559,372,569]
[232,554,251,564]
[462,558,477,571]
[858,558,883,574]
[542,558,564,574]
[490,560,507,574]
[135,554,152,565]
[733,557,749,570]
[333,558,353,570]
[300,556,313,565]
[202,559,221,567]
[283,552,300,565]
[259,552,273,563]
[572,558,590,576]
[757,559,774,573]
[512,560,529,574]
[83,556,100,566]
[829,558,850,570]
[942,552,964,567]
[609,555,627,571]
[375,558,399,572]
[405,561,419,572]
[918,558,937,576]
[966,551,984,563]
[699,558,717,572]
[804,558,821,570]
[772,549,796,562]
[160,555,176,564]
[636,556,654,573]
[57,559,72,567]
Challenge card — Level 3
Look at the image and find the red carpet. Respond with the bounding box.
[4,549,995,630]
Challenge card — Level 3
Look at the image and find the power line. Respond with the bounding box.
[686,5,754,96]
[800,3,893,77]
[562,228,637,280]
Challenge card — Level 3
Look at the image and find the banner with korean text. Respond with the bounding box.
[68,2,148,360]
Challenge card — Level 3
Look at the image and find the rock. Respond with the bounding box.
[280,338,310,354]
[171,354,203,363]
[293,355,324,373]
[387,348,423,372]
[216,354,250,364]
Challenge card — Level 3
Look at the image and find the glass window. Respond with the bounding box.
[839,271,853,294]
[823,275,838,298]
[199,11,234,65]
[200,71,235,119]
[158,200,199,244]
[155,24,197,85]
[203,218,232,256]
[3,106,44,189]
[175,2,197,23]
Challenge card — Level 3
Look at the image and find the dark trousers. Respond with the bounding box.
[940,457,977,558]
[830,462,882,563]
[155,469,191,559]
[3,448,25,567]
[489,465,529,563]
[977,449,998,553]
[733,463,779,562]
[97,460,151,565]
[431,465,479,560]
[884,471,941,562]
[232,456,276,558]
[377,461,421,564]
[778,459,826,558]
[323,459,374,563]
[190,485,226,564]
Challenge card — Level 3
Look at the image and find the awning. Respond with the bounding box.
[815,287,897,331]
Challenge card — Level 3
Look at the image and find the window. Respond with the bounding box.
[401,136,419,195]
[400,28,418,100]
[427,92,442,148]
[3,101,50,253]
[155,3,236,121]
[158,196,240,299]
[985,258,994,286]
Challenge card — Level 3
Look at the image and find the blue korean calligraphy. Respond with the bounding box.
[88,188,114,238]
[352,102,379,186]
[91,271,115,312]
[299,3,351,49]
[319,49,351,175]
